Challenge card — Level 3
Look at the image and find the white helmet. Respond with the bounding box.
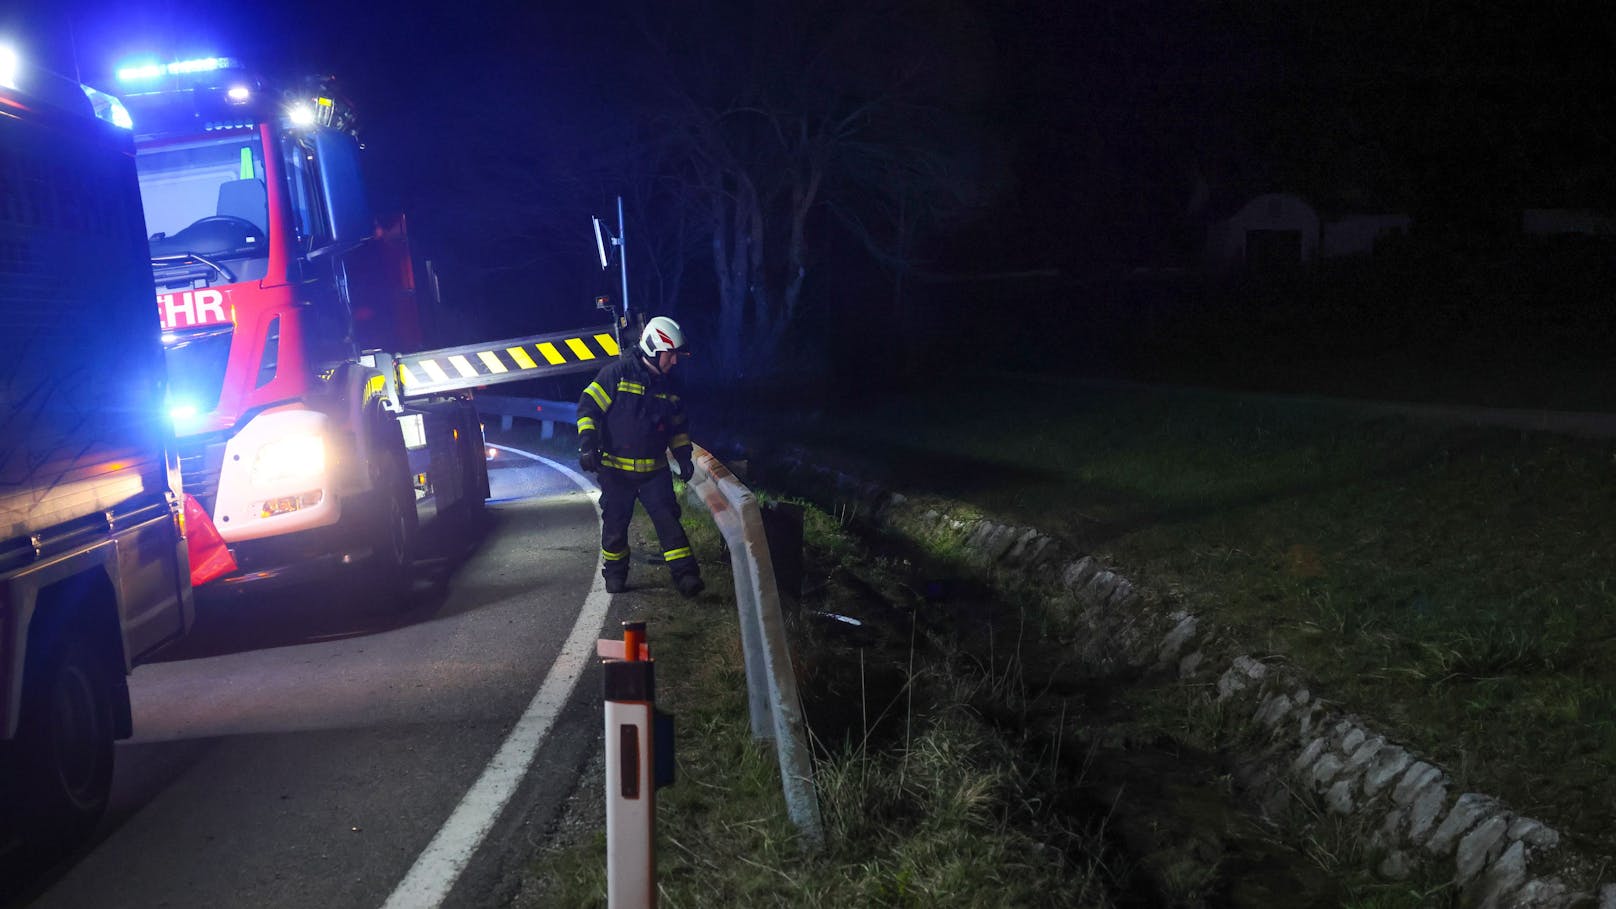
[639,316,688,358]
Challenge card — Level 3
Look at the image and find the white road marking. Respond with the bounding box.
[382,446,603,909]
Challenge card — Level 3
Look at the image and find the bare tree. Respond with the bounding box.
[626,0,997,378]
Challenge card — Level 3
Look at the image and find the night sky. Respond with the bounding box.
[10,1,1616,393]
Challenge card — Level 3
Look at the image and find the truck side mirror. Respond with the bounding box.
[311,129,373,245]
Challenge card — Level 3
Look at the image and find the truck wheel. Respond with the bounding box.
[12,631,116,853]
[366,442,416,605]
[462,449,487,518]
[460,412,489,519]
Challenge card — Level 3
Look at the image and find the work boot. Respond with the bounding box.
[675,573,705,599]
[604,575,627,594]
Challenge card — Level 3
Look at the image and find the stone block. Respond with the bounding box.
[1424,793,1499,857]
[981,524,1018,561]
[1157,614,1199,663]
[1083,569,1117,602]
[1393,761,1440,806]
[1105,577,1136,606]
[1465,840,1526,908]
[1255,693,1294,728]
[1310,753,1346,790]
[1326,779,1355,815]
[1292,737,1327,775]
[1506,816,1560,851]
[1343,734,1386,776]
[1216,666,1245,700]
[1061,557,1097,590]
[1297,704,1322,739]
[1341,726,1366,755]
[1407,782,1449,845]
[1178,650,1204,678]
[1363,747,1412,798]
[1509,877,1569,908]
[1456,816,1509,884]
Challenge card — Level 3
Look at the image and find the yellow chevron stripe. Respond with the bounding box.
[398,364,416,386]
[565,337,594,359]
[596,333,620,356]
[507,346,537,369]
[537,342,565,365]
[448,354,478,378]
[419,359,450,383]
[478,351,507,373]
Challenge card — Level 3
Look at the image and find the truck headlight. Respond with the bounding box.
[251,433,326,486]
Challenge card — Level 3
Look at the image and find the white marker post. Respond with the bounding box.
[602,621,656,908]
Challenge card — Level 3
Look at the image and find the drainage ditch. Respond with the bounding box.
[787,521,1357,907]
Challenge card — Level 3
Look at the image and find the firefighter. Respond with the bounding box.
[577,316,705,597]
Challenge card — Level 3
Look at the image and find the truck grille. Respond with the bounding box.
[177,437,228,517]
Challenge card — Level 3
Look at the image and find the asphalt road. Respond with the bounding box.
[6,449,610,908]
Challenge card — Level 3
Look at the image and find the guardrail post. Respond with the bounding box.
[602,621,658,908]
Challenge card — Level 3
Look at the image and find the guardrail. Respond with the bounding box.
[475,395,577,438]
[479,397,822,845]
[681,443,823,846]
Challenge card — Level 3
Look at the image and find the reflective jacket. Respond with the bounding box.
[576,355,692,473]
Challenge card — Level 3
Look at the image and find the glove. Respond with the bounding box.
[578,430,599,473]
[676,456,694,482]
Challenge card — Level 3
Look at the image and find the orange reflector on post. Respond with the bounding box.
[623,621,645,663]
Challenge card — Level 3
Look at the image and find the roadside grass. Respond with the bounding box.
[723,374,1616,857]
[527,486,1116,907]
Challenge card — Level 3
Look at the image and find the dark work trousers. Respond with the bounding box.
[597,467,700,583]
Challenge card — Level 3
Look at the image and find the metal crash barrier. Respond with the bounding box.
[474,398,822,846]
[475,395,577,439]
[680,444,823,846]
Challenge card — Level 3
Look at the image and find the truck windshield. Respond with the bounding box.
[137,134,271,284]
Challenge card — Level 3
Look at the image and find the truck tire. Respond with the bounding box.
[364,414,417,605]
[462,408,489,517]
[10,629,116,854]
[462,439,487,518]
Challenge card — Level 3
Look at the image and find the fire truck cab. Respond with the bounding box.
[119,58,468,590]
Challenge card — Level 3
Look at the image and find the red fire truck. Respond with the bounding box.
[116,57,616,592]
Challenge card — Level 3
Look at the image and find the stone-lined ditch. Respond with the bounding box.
[738,442,1613,908]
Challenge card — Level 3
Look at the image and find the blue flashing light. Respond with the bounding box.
[117,62,165,82]
[169,402,199,425]
[117,56,238,84]
[168,56,225,75]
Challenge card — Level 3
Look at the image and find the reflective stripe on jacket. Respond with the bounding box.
[576,355,691,471]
